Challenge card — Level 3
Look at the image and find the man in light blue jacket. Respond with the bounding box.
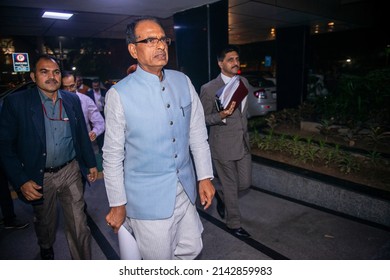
[103,16,215,260]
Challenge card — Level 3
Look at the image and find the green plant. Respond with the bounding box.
[303,69,390,127]
[366,151,382,167]
[250,130,262,148]
[273,133,287,152]
[337,153,360,174]
[265,114,277,134]
[316,119,336,137]
[249,107,390,192]
[316,140,328,163]
[318,139,326,149]
[323,148,337,167]
[255,133,274,151]
[366,126,390,145]
[301,144,318,164]
[290,135,302,157]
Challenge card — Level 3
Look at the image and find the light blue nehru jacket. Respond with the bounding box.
[112,67,196,220]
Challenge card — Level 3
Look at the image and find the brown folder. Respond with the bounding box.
[225,79,248,110]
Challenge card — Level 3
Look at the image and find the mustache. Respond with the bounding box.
[45,79,59,84]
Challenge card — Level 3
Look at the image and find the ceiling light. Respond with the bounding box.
[42,11,73,20]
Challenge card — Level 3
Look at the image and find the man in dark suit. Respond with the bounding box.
[200,45,252,238]
[0,55,98,259]
[0,98,29,230]
[86,79,106,153]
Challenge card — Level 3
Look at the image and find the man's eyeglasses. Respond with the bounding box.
[133,37,171,47]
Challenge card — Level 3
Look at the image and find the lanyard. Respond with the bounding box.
[41,98,69,121]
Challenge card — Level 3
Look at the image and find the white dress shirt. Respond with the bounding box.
[76,92,105,137]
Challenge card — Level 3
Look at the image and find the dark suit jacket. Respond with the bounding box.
[0,86,97,201]
[86,88,106,110]
[200,74,251,161]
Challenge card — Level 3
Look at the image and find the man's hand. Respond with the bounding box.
[106,205,126,233]
[198,178,215,210]
[89,131,97,141]
[20,180,43,201]
[219,101,236,119]
[87,167,98,182]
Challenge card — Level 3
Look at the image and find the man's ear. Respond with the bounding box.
[128,44,137,59]
[30,72,36,82]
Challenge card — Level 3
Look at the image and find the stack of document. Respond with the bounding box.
[118,225,142,260]
[216,75,248,110]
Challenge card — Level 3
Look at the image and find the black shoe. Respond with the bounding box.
[40,247,54,260]
[3,218,29,230]
[227,227,251,238]
[214,191,225,219]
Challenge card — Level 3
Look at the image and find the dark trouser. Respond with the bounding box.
[0,165,15,223]
[33,160,91,259]
[213,152,252,229]
[96,132,104,153]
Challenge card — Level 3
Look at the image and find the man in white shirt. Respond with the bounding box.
[62,71,105,142]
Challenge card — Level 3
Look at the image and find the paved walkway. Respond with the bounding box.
[1,175,389,260]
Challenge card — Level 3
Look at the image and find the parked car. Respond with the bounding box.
[0,80,35,101]
[240,70,277,85]
[240,74,277,118]
[0,80,36,112]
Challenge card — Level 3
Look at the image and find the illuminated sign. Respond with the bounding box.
[265,55,272,67]
[12,53,30,72]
